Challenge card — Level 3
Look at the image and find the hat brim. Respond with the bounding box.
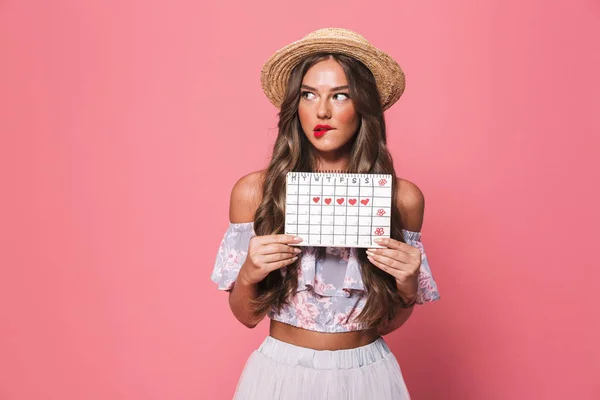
[261,37,405,111]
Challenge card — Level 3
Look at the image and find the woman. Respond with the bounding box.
[211,28,440,399]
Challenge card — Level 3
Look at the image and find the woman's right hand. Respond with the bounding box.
[238,234,303,286]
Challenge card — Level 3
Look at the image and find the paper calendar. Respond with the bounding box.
[285,172,393,248]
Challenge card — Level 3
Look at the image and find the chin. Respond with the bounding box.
[313,144,347,154]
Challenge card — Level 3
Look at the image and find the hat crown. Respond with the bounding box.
[303,28,369,45]
[261,28,406,111]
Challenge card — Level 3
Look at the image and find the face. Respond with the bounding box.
[298,58,360,154]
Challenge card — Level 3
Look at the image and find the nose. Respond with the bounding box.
[316,98,331,120]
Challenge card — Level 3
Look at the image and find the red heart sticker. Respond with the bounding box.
[361,198,370,205]
[337,198,344,205]
[348,199,357,205]
[313,197,320,203]
[324,198,332,205]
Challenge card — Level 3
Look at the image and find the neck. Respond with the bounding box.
[314,141,353,172]
[315,153,350,172]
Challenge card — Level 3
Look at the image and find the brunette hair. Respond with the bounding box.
[251,53,407,328]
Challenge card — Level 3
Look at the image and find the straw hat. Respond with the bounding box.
[260,28,406,111]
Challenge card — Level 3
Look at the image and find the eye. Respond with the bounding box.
[333,93,350,101]
[301,91,316,100]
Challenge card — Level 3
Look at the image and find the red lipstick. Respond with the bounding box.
[313,124,334,138]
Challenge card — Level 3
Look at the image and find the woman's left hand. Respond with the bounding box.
[366,237,421,303]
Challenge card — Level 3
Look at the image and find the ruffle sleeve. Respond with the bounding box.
[210,222,255,291]
[402,230,441,304]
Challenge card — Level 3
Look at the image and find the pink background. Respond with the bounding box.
[1,0,599,399]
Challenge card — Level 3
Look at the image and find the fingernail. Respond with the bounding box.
[292,256,298,261]
[294,248,302,253]
[366,250,374,256]
[294,237,303,242]
[374,238,383,243]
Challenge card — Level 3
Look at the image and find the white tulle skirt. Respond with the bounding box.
[233,335,411,400]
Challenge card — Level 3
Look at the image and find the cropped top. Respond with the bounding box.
[210,222,440,333]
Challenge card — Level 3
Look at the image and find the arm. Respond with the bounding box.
[376,178,425,336]
[227,171,265,329]
[224,171,301,328]
[228,270,263,329]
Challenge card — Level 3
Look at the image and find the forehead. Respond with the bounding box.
[301,58,348,87]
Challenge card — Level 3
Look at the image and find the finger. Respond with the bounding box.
[373,237,413,251]
[366,248,412,264]
[366,254,403,280]
[260,243,302,256]
[365,250,408,272]
[265,256,298,272]
[261,252,300,264]
[257,234,303,245]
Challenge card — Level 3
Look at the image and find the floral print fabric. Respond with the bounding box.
[210,222,440,333]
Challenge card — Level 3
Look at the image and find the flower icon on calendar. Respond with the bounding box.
[374,227,384,236]
[376,209,386,216]
[378,179,387,186]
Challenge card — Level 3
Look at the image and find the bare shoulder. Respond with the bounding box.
[395,178,425,232]
[229,170,267,223]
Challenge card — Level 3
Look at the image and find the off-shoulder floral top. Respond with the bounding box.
[211,222,440,333]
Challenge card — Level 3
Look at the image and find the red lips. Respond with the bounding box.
[313,124,334,138]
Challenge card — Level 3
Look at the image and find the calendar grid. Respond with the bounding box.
[333,177,338,245]
[320,177,323,244]
[370,179,374,244]
[344,177,348,240]
[296,175,299,236]
[285,172,392,248]
[357,176,361,244]
[308,175,312,239]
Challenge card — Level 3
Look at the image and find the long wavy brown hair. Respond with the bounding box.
[251,53,407,329]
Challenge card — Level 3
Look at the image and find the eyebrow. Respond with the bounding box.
[301,84,349,92]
